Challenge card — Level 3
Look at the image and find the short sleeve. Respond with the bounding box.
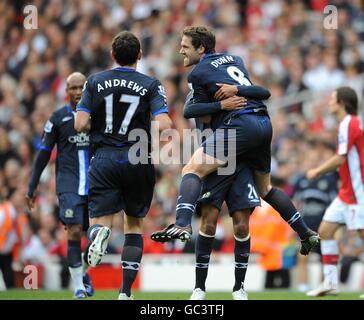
[39,113,58,151]
[76,77,93,113]
[149,80,168,116]
[337,117,351,155]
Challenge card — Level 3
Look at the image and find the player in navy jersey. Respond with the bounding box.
[26,72,94,299]
[293,148,338,292]
[151,26,320,256]
[75,31,172,300]
[184,78,270,300]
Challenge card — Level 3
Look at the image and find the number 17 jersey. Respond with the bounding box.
[76,67,168,149]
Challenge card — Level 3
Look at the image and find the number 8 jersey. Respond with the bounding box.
[188,53,268,130]
[76,67,168,150]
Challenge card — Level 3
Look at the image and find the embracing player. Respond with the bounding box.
[152,26,319,256]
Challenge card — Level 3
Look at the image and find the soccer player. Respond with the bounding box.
[75,31,172,300]
[183,79,270,300]
[190,165,260,300]
[151,26,319,256]
[306,87,364,297]
[26,72,94,299]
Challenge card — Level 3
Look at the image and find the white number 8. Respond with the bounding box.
[227,66,251,86]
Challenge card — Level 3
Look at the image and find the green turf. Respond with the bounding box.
[0,289,362,300]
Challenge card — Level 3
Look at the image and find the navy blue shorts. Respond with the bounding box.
[202,113,272,173]
[58,193,89,229]
[196,163,261,216]
[88,148,155,219]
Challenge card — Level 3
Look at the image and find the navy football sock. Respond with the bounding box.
[233,235,250,291]
[68,240,85,290]
[264,188,310,240]
[87,224,103,242]
[121,234,143,297]
[68,240,82,268]
[175,173,202,227]
[195,233,214,291]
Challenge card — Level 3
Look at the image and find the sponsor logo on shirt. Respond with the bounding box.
[68,132,90,147]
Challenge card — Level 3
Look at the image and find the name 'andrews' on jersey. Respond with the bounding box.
[77,67,168,150]
[188,53,268,130]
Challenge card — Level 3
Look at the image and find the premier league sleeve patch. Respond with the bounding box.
[44,120,54,133]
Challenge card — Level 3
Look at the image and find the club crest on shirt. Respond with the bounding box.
[201,191,211,199]
[65,209,74,218]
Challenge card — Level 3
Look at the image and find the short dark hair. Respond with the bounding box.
[111,31,141,66]
[336,86,358,115]
[182,26,216,53]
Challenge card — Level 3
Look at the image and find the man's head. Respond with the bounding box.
[66,72,86,108]
[111,31,141,67]
[329,86,358,116]
[180,26,216,67]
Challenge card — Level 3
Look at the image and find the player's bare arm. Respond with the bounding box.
[306,154,346,181]
[74,110,91,132]
[154,113,172,131]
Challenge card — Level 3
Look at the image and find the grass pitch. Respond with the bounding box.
[0,289,362,300]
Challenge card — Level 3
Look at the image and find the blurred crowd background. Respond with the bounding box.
[0,0,364,290]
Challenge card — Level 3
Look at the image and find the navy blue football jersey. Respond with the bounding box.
[76,67,168,149]
[188,53,267,130]
[294,172,338,219]
[39,105,90,195]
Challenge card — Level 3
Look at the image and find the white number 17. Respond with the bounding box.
[104,93,140,134]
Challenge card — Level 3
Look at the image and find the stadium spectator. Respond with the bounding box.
[0,199,17,288]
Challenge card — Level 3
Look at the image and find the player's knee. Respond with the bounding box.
[182,163,204,177]
[200,221,216,236]
[258,183,272,198]
[233,220,249,239]
[125,216,143,234]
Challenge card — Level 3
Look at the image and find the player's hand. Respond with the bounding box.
[220,96,246,110]
[306,169,319,181]
[25,194,35,211]
[214,83,238,100]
